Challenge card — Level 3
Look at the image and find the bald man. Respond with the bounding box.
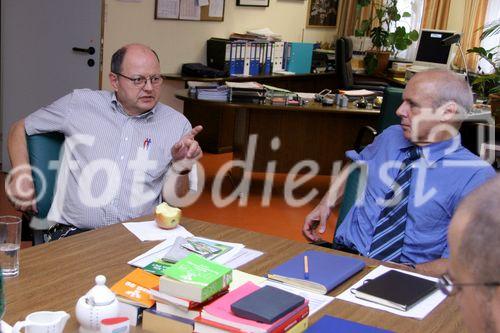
[6,44,202,240]
[304,70,495,275]
[447,175,500,333]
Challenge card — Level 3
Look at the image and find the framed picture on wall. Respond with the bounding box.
[306,0,340,27]
[236,0,269,7]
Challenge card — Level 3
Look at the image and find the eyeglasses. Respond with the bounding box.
[436,273,500,296]
[113,72,163,88]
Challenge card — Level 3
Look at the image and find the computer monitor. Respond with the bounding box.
[413,29,458,69]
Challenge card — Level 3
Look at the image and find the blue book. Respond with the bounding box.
[267,250,365,294]
[305,315,393,333]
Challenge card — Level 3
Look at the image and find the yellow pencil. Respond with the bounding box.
[304,255,309,279]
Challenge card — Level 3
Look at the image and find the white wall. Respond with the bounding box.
[102,0,338,90]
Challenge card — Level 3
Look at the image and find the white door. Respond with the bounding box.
[1,0,102,170]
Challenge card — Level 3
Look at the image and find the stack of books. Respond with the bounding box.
[195,282,309,333]
[110,268,160,326]
[226,81,266,103]
[142,253,233,333]
[196,86,230,102]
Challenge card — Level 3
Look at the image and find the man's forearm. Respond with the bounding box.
[8,119,30,168]
[162,172,190,204]
[320,162,354,209]
[415,258,448,276]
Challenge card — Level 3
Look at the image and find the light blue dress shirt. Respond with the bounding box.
[335,125,496,264]
[25,89,197,229]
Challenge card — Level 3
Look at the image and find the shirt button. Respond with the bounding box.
[120,155,124,160]
[125,137,128,141]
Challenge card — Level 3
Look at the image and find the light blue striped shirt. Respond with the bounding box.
[25,89,197,229]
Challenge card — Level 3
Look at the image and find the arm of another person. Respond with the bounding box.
[6,118,37,213]
[415,259,448,276]
[162,125,203,202]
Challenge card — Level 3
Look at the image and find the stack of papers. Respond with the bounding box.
[246,27,282,41]
[226,81,263,89]
[196,86,229,101]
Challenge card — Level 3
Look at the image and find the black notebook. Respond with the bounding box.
[230,285,305,324]
[352,270,437,311]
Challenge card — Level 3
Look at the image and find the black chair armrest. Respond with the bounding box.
[309,240,333,248]
[354,125,377,152]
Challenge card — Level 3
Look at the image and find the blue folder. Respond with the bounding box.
[267,250,365,294]
[305,315,393,333]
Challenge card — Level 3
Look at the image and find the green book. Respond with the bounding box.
[159,253,232,302]
[144,260,174,276]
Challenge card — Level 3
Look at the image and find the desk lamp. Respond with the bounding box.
[441,34,469,84]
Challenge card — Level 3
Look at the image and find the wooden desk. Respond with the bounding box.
[5,218,465,332]
[176,90,379,175]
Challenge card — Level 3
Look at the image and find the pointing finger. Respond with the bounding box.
[183,125,203,140]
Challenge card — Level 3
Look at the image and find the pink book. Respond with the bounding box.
[201,282,309,333]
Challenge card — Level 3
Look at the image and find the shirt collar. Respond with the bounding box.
[397,133,463,167]
[110,92,156,120]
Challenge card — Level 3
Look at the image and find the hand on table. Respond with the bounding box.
[6,168,38,214]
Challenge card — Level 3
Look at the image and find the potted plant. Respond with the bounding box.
[467,19,500,119]
[355,0,419,75]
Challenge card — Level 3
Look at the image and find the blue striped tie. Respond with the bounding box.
[368,146,421,262]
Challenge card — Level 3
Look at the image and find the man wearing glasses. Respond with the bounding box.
[6,44,202,240]
[439,175,500,333]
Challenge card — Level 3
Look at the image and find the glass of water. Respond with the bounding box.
[0,216,22,277]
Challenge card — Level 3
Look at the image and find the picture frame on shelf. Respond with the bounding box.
[236,0,269,7]
[306,0,339,28]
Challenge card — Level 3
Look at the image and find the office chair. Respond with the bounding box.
[353,86,404,152]
[26,132,65,245]
[311,86,404,251]
[335,37,388,92]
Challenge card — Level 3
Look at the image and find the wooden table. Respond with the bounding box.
[5,217,465,332]
[176,90,379,175]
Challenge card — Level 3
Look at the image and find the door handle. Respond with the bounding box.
[72,46,95,55]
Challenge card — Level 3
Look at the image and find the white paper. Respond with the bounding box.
[296,92,317,100]
[128,238,178,267]
[208,0,223,17]
[336,266,447,320]
[122,221,193,241]
[230,270,267,291]
[1,321,12,333]
[128,236,245,268]
[225,81,263,89]
[179,0,200,20]
[261,280,334,317]
[157,0,180,18]
[343,89,376,97]
[224,248,264,269]
[198,0,209,6]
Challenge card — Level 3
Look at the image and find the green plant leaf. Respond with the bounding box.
[409,30,419,41]
[355,29,365,37]
[376,9,384,20]
[357,0,371,7]
[364,53,378,75]
[402,11,411,17]
[467,47,488,57]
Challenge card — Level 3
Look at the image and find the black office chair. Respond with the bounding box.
[335,37,388,91]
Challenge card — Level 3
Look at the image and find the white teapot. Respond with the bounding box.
[75,275,119,333]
